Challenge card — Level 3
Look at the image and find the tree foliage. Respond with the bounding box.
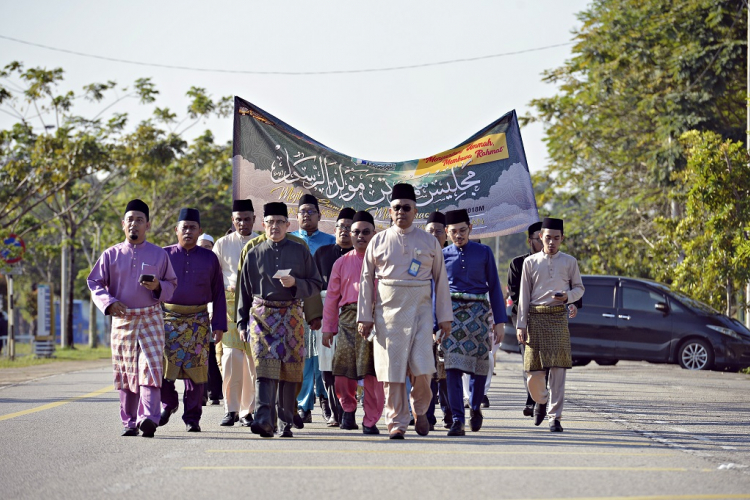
[526,0,747,306]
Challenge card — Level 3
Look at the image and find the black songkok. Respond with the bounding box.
[337,207,356,221]
[232,199,254,213]
[264,202,288,218]
[178,208,200,224]
[541,217,564,232]
[425,211,446,226]
[352,211,375,226]
[298,194,319,208]
[125,199,149,221]
[527,221,543,237]
[445,209,470,226]
[390,183,416,202]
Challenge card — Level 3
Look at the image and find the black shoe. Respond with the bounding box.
[340,411,359,430]
[250,420,274,438]
[121,427,139,437]
[408,418,415,426]
[534,402,547,426]
[320,397,332,421]
[279,423,294,438]
[293,411,305,430]
[429,424,435,431]
[523,405,534,417]
[550,419,564,432]
[389,431,405,440]
[139,419,157,438]
[447,420,465,436]
[220,411,238,426]
[186,423,201,432]
[443,421,452,429]
[363,424,380,435]
[239,414,253,427]
[481,395,490,408]
[299,409,312,424]
[208,399,221,406]
[469,409,483,432]
[159,406,178,427]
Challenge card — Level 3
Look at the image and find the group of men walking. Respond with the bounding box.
[87,182,583,440]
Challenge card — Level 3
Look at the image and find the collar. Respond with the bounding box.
[124,240,148,249]
[177,243,198,254]
[390,224,416,235]
[297,229,321,239]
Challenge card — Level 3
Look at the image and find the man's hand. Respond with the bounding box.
[568,304,578,319]
[308,318,322,331]
[279,275,296,288]
[239,329,248,342]
[358,321,374,339]
[141,279,160,292]
[322,331,334,348]
[516,327,527,345]
[492,323,504,345]
[106,301,127,317]
[213,330,224,343]
[435,321,452,342]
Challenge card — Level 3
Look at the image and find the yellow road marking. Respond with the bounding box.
[0,385,113,421]
[182,465,691,472]
[237,435,654,446]
[206,449,672,456]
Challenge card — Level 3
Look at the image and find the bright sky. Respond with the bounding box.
[0,0,591,173]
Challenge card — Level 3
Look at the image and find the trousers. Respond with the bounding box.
[447,368,487,424]
[161,379,203,425]
[119,385,160,428]
[335,375,384,427]
[527,367,567,421]
[383,373,432,434]
[222,346,256,417]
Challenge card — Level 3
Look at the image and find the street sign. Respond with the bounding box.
[1,234,26,264]
[4,264,23,276]
[37,284,52,339]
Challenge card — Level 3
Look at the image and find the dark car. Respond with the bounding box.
[501,275,750,371]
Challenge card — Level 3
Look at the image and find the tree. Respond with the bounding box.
[652,131,750,315]
[525,0,747,290]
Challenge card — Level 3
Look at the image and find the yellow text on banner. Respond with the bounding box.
[414,133,509,176]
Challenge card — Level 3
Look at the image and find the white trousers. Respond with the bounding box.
[526,367,566,421]
[221,347,256,417]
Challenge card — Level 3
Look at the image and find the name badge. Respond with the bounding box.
[408,259,421,276]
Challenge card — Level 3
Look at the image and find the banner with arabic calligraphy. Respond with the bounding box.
[232,96,539,237]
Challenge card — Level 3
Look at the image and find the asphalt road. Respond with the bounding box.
[1,352,749,500]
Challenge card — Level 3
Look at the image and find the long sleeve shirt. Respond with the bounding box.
[507,252,531,315]
[516,251,585,329]
[443,241,507,324]
[163,244,227,331]
[212,231,258,289]
[322,251,370,333]
[293,229,335,256]
[87,240,177,313]
[236,238,323,332]
[357,224,452,325]
[314,243,353,290]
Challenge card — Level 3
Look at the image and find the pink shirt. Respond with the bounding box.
[322,251,372,334]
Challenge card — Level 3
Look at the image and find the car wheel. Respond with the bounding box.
[572,358,591,367]
[678,339,714,370]
[595,359,618,366]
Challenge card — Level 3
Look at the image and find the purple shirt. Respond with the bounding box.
[164,244,227,331]
[87,241,177,313]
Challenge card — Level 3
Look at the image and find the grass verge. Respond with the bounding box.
[0,343,110,369]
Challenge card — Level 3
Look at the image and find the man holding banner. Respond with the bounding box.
[358,184,453,440]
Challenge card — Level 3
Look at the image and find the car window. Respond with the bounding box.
[581,284,615,308]
[668,298,687,314]
[621,286,665,312]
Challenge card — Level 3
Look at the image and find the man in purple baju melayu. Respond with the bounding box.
[159,208,227,432]
[87,199,178,438]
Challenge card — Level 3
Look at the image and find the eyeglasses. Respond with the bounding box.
[298,209,318,216]
[391,204,413,213]
[428,229,445,236]
[351,229,372,236]
[335,224,351,232]
[448,227,470,236]
[263,219,288,226]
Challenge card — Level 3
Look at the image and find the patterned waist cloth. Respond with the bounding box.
[524,304,571,371]
[162,303,211,383]
[250,296,305,382]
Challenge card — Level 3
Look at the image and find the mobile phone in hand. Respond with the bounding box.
[554,292,564,297]
[139,274,155,283]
